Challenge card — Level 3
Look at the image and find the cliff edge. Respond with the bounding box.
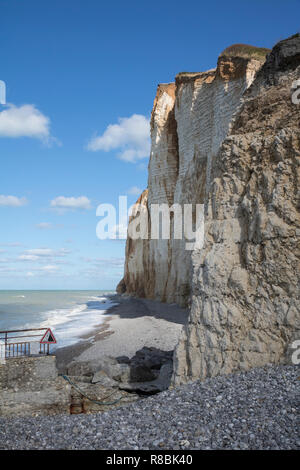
[174,34,300,384]
[118,35,300,384]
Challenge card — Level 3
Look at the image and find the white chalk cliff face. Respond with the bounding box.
[118,35,300,383]
[118,55,263,305]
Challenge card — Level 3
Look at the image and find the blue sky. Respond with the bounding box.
[0,0,299,289]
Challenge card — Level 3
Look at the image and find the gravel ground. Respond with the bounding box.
[76,296,189,361]
[0,365,298,450]
[55,296,189,372]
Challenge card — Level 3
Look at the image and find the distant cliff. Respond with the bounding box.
[118,34,300,384]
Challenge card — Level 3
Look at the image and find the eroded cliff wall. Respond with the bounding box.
[118,51,265,306]
[118,35,300,383]
[173,34,300,384]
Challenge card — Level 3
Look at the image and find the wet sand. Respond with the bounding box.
[55,294,189,372]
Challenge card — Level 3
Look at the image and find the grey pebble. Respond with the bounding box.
[0,364,299,450]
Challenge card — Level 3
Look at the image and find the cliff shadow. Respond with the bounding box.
[104,295,189,326]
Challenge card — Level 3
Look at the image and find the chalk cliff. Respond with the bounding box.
[118,48,265,305]
[118,35,300,383]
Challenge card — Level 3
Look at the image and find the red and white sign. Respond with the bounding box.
[40,328,57,344]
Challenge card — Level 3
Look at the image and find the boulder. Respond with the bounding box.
[115,355,130,364]
[119,361,173,395]
[91,370,119,387]
[93,355,118,371]
[119,381,162,394]
[68,375,92,384]
[67,361,95,377]
[157,362,173,389]
[105,363,131,383]
[129,364,158,382]
[67,350,173,388]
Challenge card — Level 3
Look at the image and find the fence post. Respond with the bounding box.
[4,332,7,359]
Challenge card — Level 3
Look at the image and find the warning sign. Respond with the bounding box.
[40,328,57,344]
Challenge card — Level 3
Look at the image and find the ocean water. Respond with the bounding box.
[0,290,116,348]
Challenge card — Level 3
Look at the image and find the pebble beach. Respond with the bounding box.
[0,365,298,450]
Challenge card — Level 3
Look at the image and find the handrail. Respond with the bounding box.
[0,328,47,334]
[0,334,46,340]
[0,327,54,359]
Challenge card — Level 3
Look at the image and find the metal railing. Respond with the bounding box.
[0,328,51,359]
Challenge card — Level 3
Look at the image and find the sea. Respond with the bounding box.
[0,290,116,349]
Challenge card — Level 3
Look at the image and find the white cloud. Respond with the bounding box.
[0,242,23,247]
[19,254,40,261]
[19,248,70,262]
[26,249,57,257]
[0,104,51,141]
[40,265,59,272]
[0,195,28,207]
[50,196,91,211]
[87,114,150,163]
[30,248,69,256]
[36,222,65,230]
[36,222,53,230]
[127,186,143,196]
[84,257,125,268]
[0,266,17,272]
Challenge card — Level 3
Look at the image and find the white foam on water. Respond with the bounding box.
[40,297,116,348]
[0,291,116,349]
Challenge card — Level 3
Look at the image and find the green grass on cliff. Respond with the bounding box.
[220,44,271,60]
[176,71,202,77]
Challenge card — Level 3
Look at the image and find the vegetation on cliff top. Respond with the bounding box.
[176,44,270,79]
[176,70,215,81]
[176,71,202,77]
[220,43,271,60]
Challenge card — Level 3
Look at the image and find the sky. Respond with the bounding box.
[0,0,299,290]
